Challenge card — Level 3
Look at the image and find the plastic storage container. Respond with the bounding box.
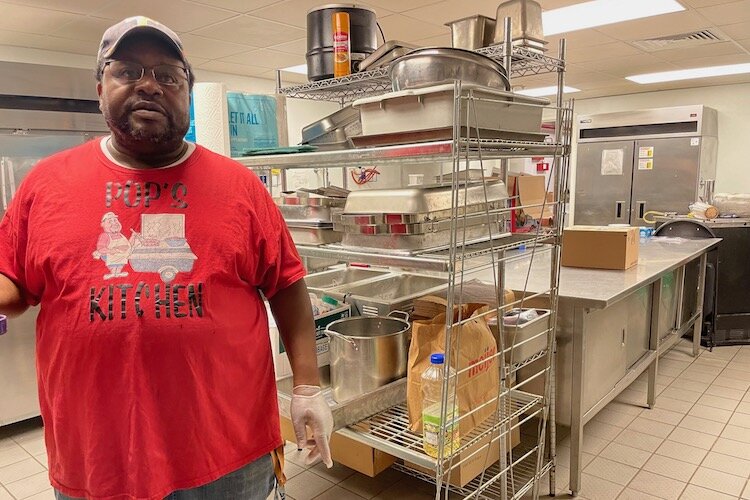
[422,353,460,458]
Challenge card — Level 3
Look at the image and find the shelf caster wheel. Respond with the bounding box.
[570,491,578,497]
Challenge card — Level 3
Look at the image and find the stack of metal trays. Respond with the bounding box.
[337,181,510,252]
[277,193,346,245]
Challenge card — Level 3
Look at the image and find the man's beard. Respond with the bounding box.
[104,106,188,145]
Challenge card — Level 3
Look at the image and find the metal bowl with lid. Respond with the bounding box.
[389,47,510,92]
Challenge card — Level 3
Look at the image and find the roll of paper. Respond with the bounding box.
[192,82,231,156]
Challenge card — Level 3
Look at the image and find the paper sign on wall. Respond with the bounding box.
[691,138,700,146]
[638,159,653,170]
[601,149,624,176]
[639,146,653,158]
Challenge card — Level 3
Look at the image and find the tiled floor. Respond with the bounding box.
[1,339,749,500]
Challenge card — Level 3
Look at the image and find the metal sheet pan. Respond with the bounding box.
[279,204,336,222]
[343,180,508,215]
[335,213,505,235]
[339,200,506,224]
[340,222,508,252]
[288,225,342,245]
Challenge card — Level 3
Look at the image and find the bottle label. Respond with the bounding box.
[422,401,460,457]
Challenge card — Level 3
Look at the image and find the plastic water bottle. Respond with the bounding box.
[422,353,460,458]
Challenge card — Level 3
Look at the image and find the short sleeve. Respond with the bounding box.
[248,178,305,298]
[0,182,39,305]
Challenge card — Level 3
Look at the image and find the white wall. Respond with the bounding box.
[570,82,750,204]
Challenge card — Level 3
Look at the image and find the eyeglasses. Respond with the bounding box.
[104,60,188,87]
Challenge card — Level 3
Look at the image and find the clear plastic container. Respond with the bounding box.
[422,353,460,458]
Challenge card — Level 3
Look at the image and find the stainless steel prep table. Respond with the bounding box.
[504,237,720,497]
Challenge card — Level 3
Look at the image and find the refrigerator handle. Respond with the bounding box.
[615,201,625,220]
[637,201,646,220]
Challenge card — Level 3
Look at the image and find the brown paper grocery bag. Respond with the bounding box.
[407,303,500,435]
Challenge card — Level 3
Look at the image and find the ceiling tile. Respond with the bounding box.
[716,20,750,38]
[546,29,618,50]
[50,15,113,42]
[366,0,441,13]
[180,33,255,59]
[378,14,447,42]
[0,28,95,54]
[196,59,269,76]
[650,41,744,62]
[268,37,306,55]
[0,0,111,15]
[91,0,239,32]
[671,53,750,67]
[219,48,304,68]
[413,33,452,47]
[738,38,750,50]
[681,0,740,6]
[698,0,750,24]
[187,0,282,13]
[0,3,80,34]
[194,14,304,47]
[588,53,669,76]
[565,69,633,85]
[596,10,708,41]
[251,0,393,29]
[402,0,498,27]
[566,41,642,63]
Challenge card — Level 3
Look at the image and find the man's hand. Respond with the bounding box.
[0,273,27,317]
[290,385,333,468]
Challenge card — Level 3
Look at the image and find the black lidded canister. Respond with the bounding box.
[306,4,378,81]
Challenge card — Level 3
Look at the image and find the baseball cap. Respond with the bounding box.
[97,16,188,67]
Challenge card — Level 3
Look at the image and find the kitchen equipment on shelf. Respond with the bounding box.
[300,105,362,151]
[493,0,544,45]
[304,266,391,292]
[342,180,509,216]
[351,83,548,146]
[326,273,449,316]
[445,14,496,50]
[358,40,417,72]
[389,47,509,92]
[287,222,342,246]
[306,4,378,81]
[326,311,412,402]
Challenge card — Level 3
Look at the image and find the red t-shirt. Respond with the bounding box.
[0,140,305,499]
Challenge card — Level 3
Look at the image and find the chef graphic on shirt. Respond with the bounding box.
[92,212,132,279]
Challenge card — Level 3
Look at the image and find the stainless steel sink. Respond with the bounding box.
[327,273,448,316]
[305,267,391,292]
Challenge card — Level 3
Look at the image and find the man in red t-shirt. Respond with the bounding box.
[0,16,333,500]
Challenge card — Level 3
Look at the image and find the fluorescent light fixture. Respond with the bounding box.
[517,86,580,97]
[627,63,750,84]
[543,0,685,36]
[280,64,307,75]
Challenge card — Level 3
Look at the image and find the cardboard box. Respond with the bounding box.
[561,225,639,270]
[280,416,397,477]
[509,173,554,226]
[404,420,521,488]
[274,305,351,379]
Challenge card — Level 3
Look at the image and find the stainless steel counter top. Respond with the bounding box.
[505,237,721,309]
[655,215,750,229]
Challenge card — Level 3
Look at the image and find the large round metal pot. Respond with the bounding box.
[306,4,378,81]
[389,47,510,91]
[325,311,410,403]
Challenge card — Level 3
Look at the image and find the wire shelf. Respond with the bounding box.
[278,46,564,103]
[345,389,542,469]
[294,233,557,273]
[394,439,554,500]
[236,139,568,169]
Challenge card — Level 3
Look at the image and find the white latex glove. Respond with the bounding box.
[290,384,334,468]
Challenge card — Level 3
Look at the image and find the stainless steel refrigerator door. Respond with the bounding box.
[574,140,635,225]
[630,137,702,226]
